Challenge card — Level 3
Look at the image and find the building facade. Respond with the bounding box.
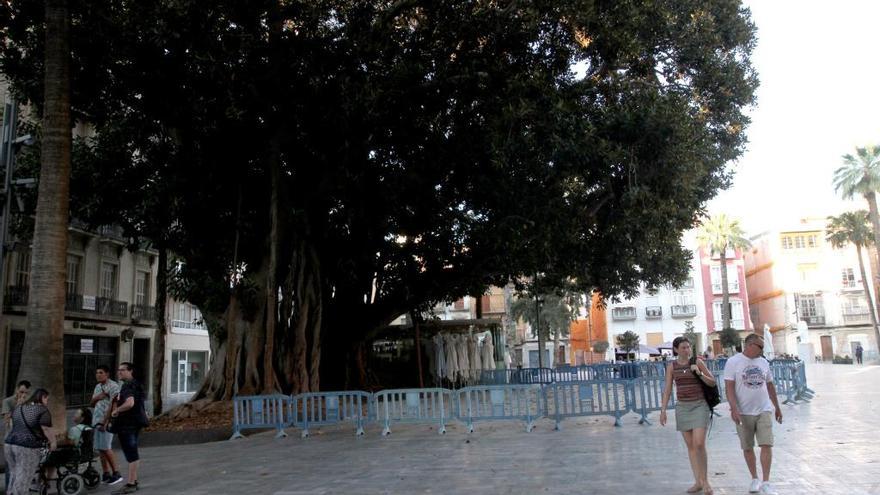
[698,245,754,354]
[0,224,210,411]
[745,218,877,362]
[606,246,711,357]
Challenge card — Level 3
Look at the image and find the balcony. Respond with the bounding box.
[131,304,156,321]
[713,318,745,330]
[4,285,29,307]
[711,282,740,295]
[611,306,637,320]
[645,306,662,319]
[671,304,697,317]
[799,315,826,327]
[95,297,128,318]
[842,312,870,325]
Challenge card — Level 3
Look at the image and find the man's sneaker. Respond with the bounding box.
[749,479,762,493]
[107,473,124,485]
[759,482,778,495]
[111,482,139,494]
[102,473,112,483]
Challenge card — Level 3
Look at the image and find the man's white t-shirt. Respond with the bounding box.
[723,353,775,415]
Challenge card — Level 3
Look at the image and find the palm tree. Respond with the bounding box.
[17,0,72,427]
[826,211,880,356]
[834,145,880,276]
[698,214,751,332]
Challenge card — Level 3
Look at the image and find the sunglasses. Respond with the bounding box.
[751,342,764,350]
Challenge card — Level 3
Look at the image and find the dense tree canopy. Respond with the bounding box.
[1,0,758,397]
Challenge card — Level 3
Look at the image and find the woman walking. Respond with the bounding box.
[3,388,56,495]
[660,337,717,494]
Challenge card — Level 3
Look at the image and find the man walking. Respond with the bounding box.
[724,334,783,495]
[111,362,148,494]
[2,380,30,492]
[91,365,123,485]
[855,344,863,365]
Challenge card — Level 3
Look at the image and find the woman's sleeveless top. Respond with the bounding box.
[672,360,703,402]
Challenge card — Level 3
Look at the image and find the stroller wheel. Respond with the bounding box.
[83,467,101,488]
[57,473,85,495]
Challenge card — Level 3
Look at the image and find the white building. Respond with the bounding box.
[606,246,710,356]
[746,218,878,362]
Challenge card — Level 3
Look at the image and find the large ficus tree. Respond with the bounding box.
[1,0,757,402]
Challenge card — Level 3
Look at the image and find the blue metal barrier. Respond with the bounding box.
[231,394,290,439]
[514,367,555,384]
[454,384,542,433]
[292,391,372,438]
[373,388,453,436]
[543,380,629,429]
[629,377,666,425]
[554,366,595,382]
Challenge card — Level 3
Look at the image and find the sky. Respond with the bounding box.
[707,0,880,235]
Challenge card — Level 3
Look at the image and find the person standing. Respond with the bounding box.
[723,333,783,495]
[111,362,148,494]
[660,337,717,495]
[855,344,863,365]
[3,388,56,495]
[91,364,123,485]
[2,380,31,492]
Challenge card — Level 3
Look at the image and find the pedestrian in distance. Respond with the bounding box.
[723,333,783,495]
[660,336,718,495]
[110,362,149,494]
[3,388,56,495]
[855,344,863,365]
[91,364,124,485]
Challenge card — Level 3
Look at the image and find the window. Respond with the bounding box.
[66,255,81,295]
[842,296,867,315]
[135,271,150,306]
[794,236,804,249]
[713,300,745,329]
[172,302,205,330]
[710,265,739,293]
[795,293,823,318]
[797,263,818,284]
[15,251,30,287]
[672,290,695,306]
[841,268,857,288]
[453,298,466,310]
[782,233,820,250]
[170,350,208,394]
[807,235,817,248]
[100,262,118,299]
[781,236,793,249]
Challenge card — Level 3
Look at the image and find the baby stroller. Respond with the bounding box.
[32,428,101,495]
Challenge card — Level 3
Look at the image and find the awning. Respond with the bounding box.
[657,341,675,350]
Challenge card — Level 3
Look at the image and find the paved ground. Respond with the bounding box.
[11,363,880,494]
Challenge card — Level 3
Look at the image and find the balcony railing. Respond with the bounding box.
[671,304,697,317]
[645,306,662,319]
[713,318,745,330]
[799,314,825,327]
[842,312,870,325]
[131,304,156,321]
[711,282,740,295]
[95,297,128,318]
[4,285,29,307]
[611,306,637,320]
[171,319,206,330]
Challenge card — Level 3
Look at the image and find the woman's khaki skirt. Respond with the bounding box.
[675,399,710,432]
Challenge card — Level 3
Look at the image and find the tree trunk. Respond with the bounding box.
[864,192,880,321]
[263,134,281,393]
[411,311,424,388]
[17,0,71,428]
[856,244,880,356]
[720,248,731,330]
[151,246,168,416]
[553,326,561,366]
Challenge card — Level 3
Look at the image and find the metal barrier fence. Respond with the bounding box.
[230,362,809,438]
[292,391,372,438]
[231,394,290,439]
[374,388,453,435]
[543,380,629,429]
[454,384,542,432]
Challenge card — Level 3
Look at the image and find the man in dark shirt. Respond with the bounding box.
[110,362,147,494]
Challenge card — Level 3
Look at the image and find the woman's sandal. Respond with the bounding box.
[686,485,702,493]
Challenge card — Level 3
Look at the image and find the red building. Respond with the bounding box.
[698,246,753,355]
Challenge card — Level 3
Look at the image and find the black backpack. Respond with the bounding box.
[691,355,721,409]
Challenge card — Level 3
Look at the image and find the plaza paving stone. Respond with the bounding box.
[83,364,880,494]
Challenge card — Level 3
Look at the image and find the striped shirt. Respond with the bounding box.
[672,360,703,402]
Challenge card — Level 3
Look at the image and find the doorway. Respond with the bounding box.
[63,335,119,407]
[712,339,722,357]
[820,335,833,362]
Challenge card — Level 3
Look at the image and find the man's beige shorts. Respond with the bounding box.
[736,412,774,450]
